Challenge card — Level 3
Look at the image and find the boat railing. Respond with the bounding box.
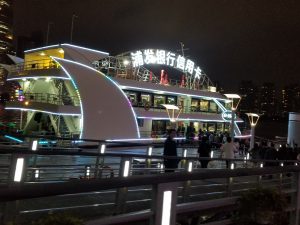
[9,92,80,106]
[10,59,60,73]
[132,102,221,114]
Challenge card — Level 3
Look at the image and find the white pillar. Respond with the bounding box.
[250,125,255,150]
[230,110,235,138]
[288,112,300,148]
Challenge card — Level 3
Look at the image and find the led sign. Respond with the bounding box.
[131,49,202,79]
[222,111,236,122]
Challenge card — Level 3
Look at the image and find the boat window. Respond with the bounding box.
[125,91,138,106]
[141,94,151,105]
[200,99,209,112]
[191,99,199,112]
[154,95,166,107]
[167,96,176,105]
[209,101,217,113]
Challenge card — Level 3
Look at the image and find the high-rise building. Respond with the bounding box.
[238,80,259,113]
[0,0,13,86]
[281,84,300,116]
[259,82,277,117]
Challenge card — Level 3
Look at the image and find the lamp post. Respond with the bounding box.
[70,13,78,43]
[162,104,182,123]
[246,113,260,150]
[224,94,241,139]
[46,22,54,45]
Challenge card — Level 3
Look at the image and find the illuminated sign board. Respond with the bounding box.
[130,49,202,79]
[222,111,236,122]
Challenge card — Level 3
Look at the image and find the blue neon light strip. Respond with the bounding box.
[4,135,23,143]
[51,57,141,139]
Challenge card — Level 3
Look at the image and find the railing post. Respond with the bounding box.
[114,158,131,214]
[181,161,193,202]
[94,143,105,178]
[146,146,153,172]
[290,171,300,225]
[151,182,178,225]
[9,154,28,184]
[2,154,28,225]
[181,148,187,169]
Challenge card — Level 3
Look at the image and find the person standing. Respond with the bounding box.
[198,136,211,168]
[221,137,237,168]
[163,129,179,172]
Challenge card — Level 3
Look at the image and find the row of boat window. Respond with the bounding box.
[124,90,224,113]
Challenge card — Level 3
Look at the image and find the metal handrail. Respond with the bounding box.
[0,133,299,225]
[133,102,222,114]
[0,166,298,201]
[10,59,60,73]
[10,92,80,106]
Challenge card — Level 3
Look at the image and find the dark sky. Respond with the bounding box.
[14,0,300,91]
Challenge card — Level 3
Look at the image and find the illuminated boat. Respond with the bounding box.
[5,44,243,141]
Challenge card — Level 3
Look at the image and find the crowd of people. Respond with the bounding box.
[164,126,299,171]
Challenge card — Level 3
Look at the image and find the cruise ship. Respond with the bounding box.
[4,44,243,141]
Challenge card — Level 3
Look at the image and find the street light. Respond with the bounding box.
[46,22,54,45]
[224,94,241,138]
[246,113,260,150]
[162,104,182,123]
[70,13,78,43]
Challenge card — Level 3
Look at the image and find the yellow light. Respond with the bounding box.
[58,49,64,54]
[40,52,46,56]
[24,101,29,106]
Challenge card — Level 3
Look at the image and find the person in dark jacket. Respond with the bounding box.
[163,129,179,172]
[198,136,211,168]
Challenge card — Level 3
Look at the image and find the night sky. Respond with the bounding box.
[14,0,300,90]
